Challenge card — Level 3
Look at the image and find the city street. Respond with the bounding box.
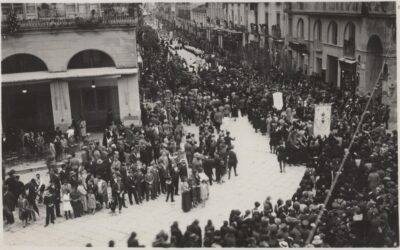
[4,116,305,247]
[2,2,397,248]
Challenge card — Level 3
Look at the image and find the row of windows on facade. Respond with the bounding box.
[2,50,115,74]
[1,3,134,19]
[290,18,355,45]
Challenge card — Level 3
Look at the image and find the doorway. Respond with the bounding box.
[327,55,338,86]
[2,83,53,132]
[69,81,120,131]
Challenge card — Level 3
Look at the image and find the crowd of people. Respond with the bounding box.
[2,116,89,163]
[146,23,397,247]
[3,24,242,231]
[3,21,398,248]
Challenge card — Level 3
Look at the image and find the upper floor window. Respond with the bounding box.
[68,50,115,69]
[297,18,304,39]
[2,54,48,74]
[328,21,338,44]
[314,20,322,41]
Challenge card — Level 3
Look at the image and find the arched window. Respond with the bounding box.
[68,50,115,69]
[344,22,355,42]
[297,18,304,39]
[314,20,322,41]
[328,21,338,44]
[2,54,48,74]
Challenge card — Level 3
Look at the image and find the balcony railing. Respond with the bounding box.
[2,15,137,32]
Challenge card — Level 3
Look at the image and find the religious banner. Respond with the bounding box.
[314,104,332,137]
[273,92,283,110]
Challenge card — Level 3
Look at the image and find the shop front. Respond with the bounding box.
[339,58,357,95]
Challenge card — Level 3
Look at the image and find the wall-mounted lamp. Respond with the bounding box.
[91,80,96,89]
[22,89,27,94]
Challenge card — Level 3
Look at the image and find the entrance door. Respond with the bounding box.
[316,58,322,76]
[2,83,53,132]
[327,55,338,86]
[69,86,119,131]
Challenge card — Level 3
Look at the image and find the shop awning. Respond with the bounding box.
[2,67,138,84]
[288,41,308,54]
[339,58,356,64]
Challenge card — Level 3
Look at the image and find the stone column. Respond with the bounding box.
[117,73,142,127]
[50,80,72,132]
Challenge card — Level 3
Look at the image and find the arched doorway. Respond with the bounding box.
[366,35,383,92]
[67,50,120,130]
[2,54,54,132]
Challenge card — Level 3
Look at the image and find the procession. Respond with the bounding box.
[2,2,398,248]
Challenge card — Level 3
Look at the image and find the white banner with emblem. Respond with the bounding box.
[314,104,332,137]
[273,92,283,110]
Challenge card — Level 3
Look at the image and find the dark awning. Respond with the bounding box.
[289,41,308,54]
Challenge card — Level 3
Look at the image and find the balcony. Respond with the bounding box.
[2,15,137,33]
[343,39,355,58]
[259,24,268,36]
[271,24,281,39]
[314,40,322,53]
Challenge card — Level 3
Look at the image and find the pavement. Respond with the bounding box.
[3,44,306,247]
[3,116,306,247]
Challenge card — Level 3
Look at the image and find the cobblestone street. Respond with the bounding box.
[4,116,305,247]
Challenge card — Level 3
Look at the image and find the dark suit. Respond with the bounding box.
[43,191,55,225]
[50,173,61,216]
[225,150,238,179]
[111,181,124,212]
[203,158,214,185]
[3,191,15,224]
[126,175,139,205]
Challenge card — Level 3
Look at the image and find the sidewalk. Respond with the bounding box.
[4,133,103,176]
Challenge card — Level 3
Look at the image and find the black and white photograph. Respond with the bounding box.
[1,1,398,248]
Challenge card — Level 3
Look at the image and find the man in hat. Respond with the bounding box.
[145,167,155,201]
[126,170,140,205]
[49,168,62,217]
[43,186,56,227]
[165,175,175,202]
[226,146,238,179]
[111,175,124,213]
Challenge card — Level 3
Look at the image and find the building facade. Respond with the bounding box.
[156,2,396,123]
[285,2,396,122]
[2,3,142,132]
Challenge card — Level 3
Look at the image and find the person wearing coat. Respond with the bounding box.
[43,188,56,227]
[111,176,124,213]
[225,146,238,179]
[171,222,184,247]
[3,185,16,224]
[181,178,192,212]
[165,176,175,202]
[202,156,214,186]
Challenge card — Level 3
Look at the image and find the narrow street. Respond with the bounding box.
[4,114,305,247]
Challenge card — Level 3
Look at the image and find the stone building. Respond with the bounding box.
[285,2,396,123]
[1,3,141,132]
